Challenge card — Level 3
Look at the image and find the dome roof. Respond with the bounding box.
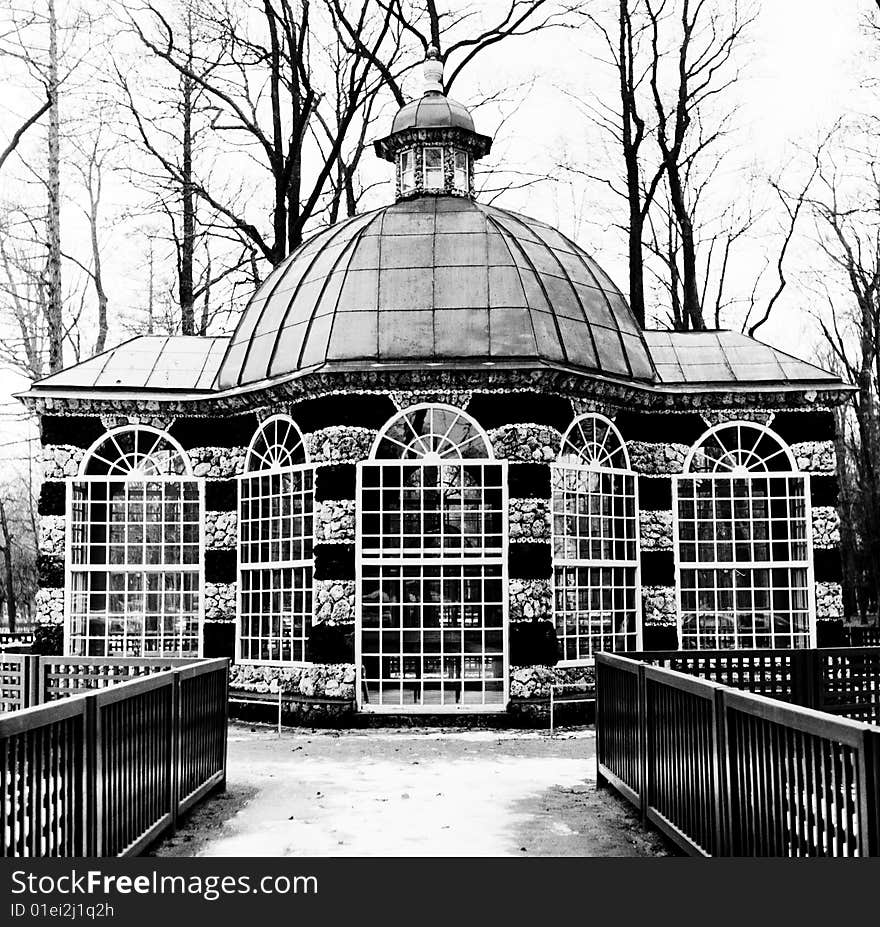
[391,94,475,134]
[217,196,655,390]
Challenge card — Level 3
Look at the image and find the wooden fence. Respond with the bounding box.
[0,632,34,650]
[595,653,880,857]
[0,658,228,858]
[0,655,190,714]
[845,627,880,648]
[629,647,880,725]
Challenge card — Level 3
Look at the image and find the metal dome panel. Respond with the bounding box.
[391,95,475,133]
[217,196,656,390]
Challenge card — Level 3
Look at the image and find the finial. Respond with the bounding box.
[423,46,443,96]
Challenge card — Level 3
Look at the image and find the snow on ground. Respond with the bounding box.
[152,723,670,858]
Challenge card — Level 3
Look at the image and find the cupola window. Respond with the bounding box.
[453,150,469,191]
[400,149,415,193]
[424,147,443,188]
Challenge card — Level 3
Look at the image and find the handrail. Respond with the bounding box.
[595,651,880,857]
[0,657,228,858]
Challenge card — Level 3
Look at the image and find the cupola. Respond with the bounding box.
[373,47,492,200]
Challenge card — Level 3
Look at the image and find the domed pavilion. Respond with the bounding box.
[21,54,851,718]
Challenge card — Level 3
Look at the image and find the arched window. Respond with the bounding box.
[238,415,313,664]
[358,404,507,711]
[552,414,640,661]
[370,404,492,460]
[676,421,814,650]
[68,426,202,657]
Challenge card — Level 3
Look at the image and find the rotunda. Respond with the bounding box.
[22,54,852,719]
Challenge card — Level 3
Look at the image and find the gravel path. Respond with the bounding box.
[152,722,669,858]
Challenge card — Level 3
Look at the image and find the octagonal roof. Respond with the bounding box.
[216,195,655,390]
[390,94,475,134]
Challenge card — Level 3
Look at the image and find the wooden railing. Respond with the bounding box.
[595,653,880,857]
[0,632,34,650]
[40,656,192,702]
[0,655,39,714]
[0,655,192,714]
[629,647,880,724]
[0,658,228,858]
[845,626,880,648]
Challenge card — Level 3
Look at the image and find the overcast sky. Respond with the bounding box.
[0,0,873,465]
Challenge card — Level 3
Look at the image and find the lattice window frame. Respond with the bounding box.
[675,421,817,651]
[552,414,641,664]
[237,414,315,666]
[370,402,494,461]
[66,426,204,659]
[357,405,509,712]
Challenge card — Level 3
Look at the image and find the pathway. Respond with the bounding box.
[152,722,669,857]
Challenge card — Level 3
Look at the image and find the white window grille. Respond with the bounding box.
[358,404,508,711]
[238,415,314,664]
[551,414,640,662]
[675,421,815,650]
[423,146,444,189]
[400,149,416,192]
[453,149,469,191]
[67,426,203,657]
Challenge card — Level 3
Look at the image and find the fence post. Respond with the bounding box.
[38,658,48,706]
[637,663,648,824]
[169,671,181,832]
[864,727,880,857]
[82,693,102,857]
[713,688,730,857]
[26,655,40,709]
[595,661,607,789]
[791,650,819,710]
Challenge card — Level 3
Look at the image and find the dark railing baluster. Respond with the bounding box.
[596,651,880,857]
[1,658,227,859]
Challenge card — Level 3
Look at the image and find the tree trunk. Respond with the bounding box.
[666,165,704,330]
[199,245,211,335]
[180,71,195,334]
[46,0,63,371]
[0,498,17,633]
[89,175,108,352]
[620,0,646,327]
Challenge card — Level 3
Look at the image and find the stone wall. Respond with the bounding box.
[811,506,840,548]
[229,662,357,701]
[205,511,237,549]
[42,444,84,480]
[509,579,552,621]
[639,510,673,550]
[315,579,356,625]
[488,424,560,461]
[315,500,356,544]
[627,441,688,475]
[35,587,63,627]
[816,581,844,620]
[509,498,550,542]
[306,426,375,464]
[642,585,677,627]
[190,446,246,478]
[509,664,594,699]
[791,441,836,472]
[39,515,65,556]
[205,582,236,623]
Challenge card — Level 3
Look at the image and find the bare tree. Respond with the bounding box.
[0,478,38,632]
[808,141,880,622]
[643,0,756,331]
[0,497,18,632]
[125,0,401,268]
[333,0,581,101]
[0,0,95,371]
[572,0,666,326]
[69,117,114,353]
